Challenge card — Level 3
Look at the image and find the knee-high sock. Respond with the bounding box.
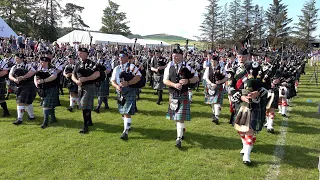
[76,97,81,106]
[17,106,25,121]
[49,109,56,121]
[43,108,50,124]
[82,109,91,127]
[0,102,9,113]
[123,117,132,134]
[176,122,185,140]
[265,112,270,126]
[103,96,109,107]
[214,104,221,119]
[188,90,192,102]
[211,104,215,114]
[268,112,275,129]
[282,100,288,115]
[97,96,103,109]
[25,104,34,118]
[70,96,76,107]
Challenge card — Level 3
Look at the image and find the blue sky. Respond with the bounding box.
[62,0,320,39]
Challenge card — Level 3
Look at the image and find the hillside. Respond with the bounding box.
[128,33,195,41]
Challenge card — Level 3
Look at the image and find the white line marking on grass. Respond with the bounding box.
[265,107,291,180]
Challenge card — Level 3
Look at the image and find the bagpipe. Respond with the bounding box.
[119,63,146,89]
[206,65,225,96]
[13,64,33,86]
[177,62,196,89]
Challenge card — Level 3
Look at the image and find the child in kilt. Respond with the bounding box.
[203,55,227,125]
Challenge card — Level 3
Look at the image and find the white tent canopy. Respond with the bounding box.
[57,30,135,45]
[136,39,171,47]
[0,17,17,38]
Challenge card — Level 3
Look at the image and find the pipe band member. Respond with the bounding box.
[72,47,100,134]
[35,56,59,129]
[163,47,199,149]
[111,51,142,141]
[9,53,37,125]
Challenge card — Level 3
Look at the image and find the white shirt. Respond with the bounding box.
[111,62,142,85]
[203,65,226,83]
[9,62,36,75]
[163,61,198,81]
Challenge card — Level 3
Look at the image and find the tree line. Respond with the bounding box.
[0,0,131,42]
[199,0,319,50]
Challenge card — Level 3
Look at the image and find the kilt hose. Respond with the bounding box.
[95,79,109,97]
[16,83,36,104]
[80,84,95,110]
[270,89,279,109]
[0,80,7,101]
[166,92,191,121]
[118,88,137,115]
[204,84,224,105]
[233,95,267,132]
[153,75,164,90]
[41,87,59,109]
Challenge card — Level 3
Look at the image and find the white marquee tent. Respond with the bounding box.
[0,17,17,37]
[57,30,135,45]
[136,39,170,47]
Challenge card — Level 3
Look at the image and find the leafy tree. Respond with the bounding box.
[199,0,221,50]
[100,0,131,36]
[266,0,293,47]
[62,3,89,29]
[294,0,319,46]
[227,0,242,44]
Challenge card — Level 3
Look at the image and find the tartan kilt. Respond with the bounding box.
[204,84,224,104]
[68,84,78,94]
[16,83,36,104]
[153,75,164,90]
[166,92,191,121]
[41,87,59,109]
[0,80,7,101]
[80,84,95,110]
[118,88,137,115]
[95,79,109,97]
[233,95,267,132]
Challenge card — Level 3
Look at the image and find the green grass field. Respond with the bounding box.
[0,66,319,179]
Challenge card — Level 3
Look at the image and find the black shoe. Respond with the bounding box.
[40,124,48,129]
[120,133,128,140]
[50,119,58,123]
[282,114,287,117]
[4,97,8,100]
[212,117,220,125]
[2,112,10,117]
[13,120,22,125]
[79,126,89,134]
[28,116,36,120]
[156,101,161,105]
[267,128,275,134]
[94,108,100,114]
[104,106,110,110]
[181,135,185,140]
[67,107,73,112]
[243,160,252,165]
[175,139,182,148]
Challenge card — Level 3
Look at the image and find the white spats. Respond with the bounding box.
[25,104,34,118]
[176,122,185,140]
[70,96,75,107]
[17,106,25,120]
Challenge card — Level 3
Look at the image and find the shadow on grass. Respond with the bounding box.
[254,144,319,170]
